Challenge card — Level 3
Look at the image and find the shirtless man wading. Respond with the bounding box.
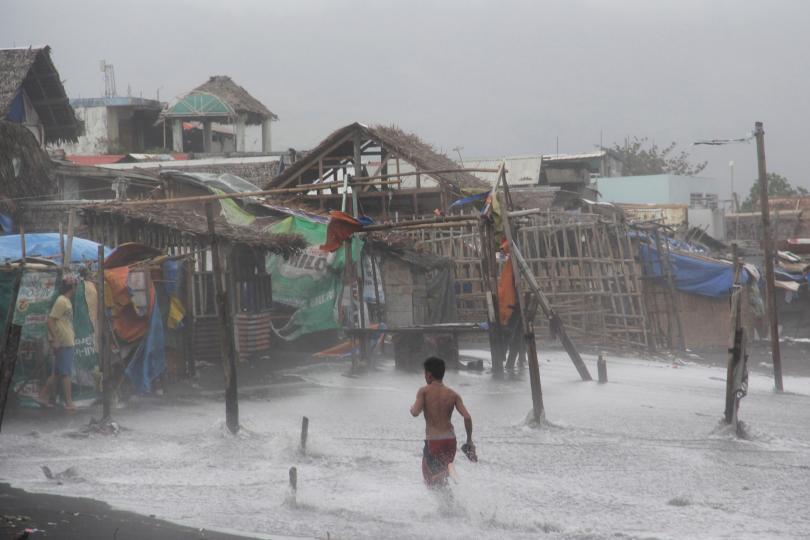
[410,357,474,487]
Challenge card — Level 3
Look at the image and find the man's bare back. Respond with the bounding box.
[411,382,468,439]
[410,357,475,486]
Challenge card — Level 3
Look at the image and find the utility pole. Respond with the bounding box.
[755,121,783,392]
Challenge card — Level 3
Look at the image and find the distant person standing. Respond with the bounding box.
[410,357,475,487]
[36,278,77,411]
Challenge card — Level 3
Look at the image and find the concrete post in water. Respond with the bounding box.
[597,354,608,384]
[289,466,298,493]
[300,416,309,453]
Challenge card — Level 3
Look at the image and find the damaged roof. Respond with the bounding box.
[0,46,79,143]
[81,201,306,256]
[264,122,489,194]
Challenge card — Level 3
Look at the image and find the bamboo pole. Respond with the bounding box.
[88,179,404,208]
[350,167,500,182]
[361,214,479,232]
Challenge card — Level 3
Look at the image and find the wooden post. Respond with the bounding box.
[300,416,309,453]
[205,202,240,434]
[97,245,112,421]
[724,243,743,424]
[597,354,608,384]
[755,122,783,392]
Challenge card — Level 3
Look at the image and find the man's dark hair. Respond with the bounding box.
[423,357,445,380]
[59,281,75,294]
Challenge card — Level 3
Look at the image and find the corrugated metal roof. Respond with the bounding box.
[65,154,125,165]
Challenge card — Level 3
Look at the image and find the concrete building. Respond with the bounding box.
[61,96,163,155]
[598,174,725,238]
[596,174,720,207]
[464,150,624,187]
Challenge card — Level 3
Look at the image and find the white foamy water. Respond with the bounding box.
[2,350,810,539]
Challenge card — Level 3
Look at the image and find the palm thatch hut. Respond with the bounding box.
[264,122,489,218]
[161,75,277,153]
[0,121,57,225]
[0,46,79,145]
[80,200,305,364]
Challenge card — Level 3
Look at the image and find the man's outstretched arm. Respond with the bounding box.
[410,387,425,417]
[455,395,473,444]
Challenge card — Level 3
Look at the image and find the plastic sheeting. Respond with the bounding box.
[125,295,166,394]
[639,244,751,298]
[0,234,109,264]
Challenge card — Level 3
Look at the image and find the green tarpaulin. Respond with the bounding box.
[72,280,98,390]
[0,269,20,337]
[266,216,361,340]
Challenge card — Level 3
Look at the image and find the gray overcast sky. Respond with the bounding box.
[4,0,809,199]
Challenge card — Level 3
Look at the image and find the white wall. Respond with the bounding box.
[688,208,726,240]
[61,106,110,154]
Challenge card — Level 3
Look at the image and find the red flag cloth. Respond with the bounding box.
[320,210,364,252]
[498,240,517,326]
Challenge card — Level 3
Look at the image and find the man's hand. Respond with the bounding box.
[410,387,425,417]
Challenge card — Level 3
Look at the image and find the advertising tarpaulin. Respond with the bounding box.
[266,216,362,340]
[72,280,99,389]
[13,269,59,339]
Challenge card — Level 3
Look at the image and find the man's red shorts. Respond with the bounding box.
[422,438,457,486]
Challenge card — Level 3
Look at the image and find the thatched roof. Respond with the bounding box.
[264,122,489,194]
[81,201,305,256]
[0,121,56,216]
[0,46,79,143]
[163,75,277,125]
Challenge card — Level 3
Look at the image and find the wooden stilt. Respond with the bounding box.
[496,168,544,420]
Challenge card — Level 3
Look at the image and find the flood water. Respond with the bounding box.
[2,350,810,539]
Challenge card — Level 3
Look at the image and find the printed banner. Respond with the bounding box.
[13,269,59,339]
[266,216,362,340]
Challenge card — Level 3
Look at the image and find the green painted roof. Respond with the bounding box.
[165,92,234,118]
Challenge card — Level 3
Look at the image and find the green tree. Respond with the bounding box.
[740,173,808,212]
[610,137,707,176]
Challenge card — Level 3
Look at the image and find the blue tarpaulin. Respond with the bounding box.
[449,190,490,209]
[0,234,110,264]
[125,295,166,394]
[639,243,752,298]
